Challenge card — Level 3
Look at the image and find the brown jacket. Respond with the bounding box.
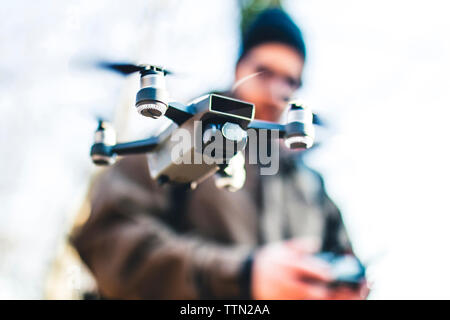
[72,151,352,299]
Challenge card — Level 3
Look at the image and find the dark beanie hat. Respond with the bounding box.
[238,8,306,62]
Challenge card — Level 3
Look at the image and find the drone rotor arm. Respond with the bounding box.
[111,136,160,155]
[247,120,287,138]
[164,102,196,125]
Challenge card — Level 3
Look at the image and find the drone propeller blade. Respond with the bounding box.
[312,113,324,126]
[97,61,174,76]
[97,62,143,75]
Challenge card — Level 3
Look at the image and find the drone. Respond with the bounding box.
[90,62,319,191]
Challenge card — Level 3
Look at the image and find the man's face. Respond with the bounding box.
[234,43,304,122]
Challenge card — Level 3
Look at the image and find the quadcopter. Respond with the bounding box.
[90,62,319,191]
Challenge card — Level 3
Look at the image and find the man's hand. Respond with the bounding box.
[251,239,335,300]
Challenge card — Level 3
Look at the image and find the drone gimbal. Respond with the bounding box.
[90,62,317,191]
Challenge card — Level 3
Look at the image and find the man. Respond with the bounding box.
[72,8,368,299]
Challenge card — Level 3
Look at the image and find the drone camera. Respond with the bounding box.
[199,95,253,161]
[202,121,248,162]
[284,101,315,150]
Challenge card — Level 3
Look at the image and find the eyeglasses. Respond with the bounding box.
[254,65,302,91]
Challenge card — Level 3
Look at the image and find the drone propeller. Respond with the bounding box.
[97,61,173,76]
